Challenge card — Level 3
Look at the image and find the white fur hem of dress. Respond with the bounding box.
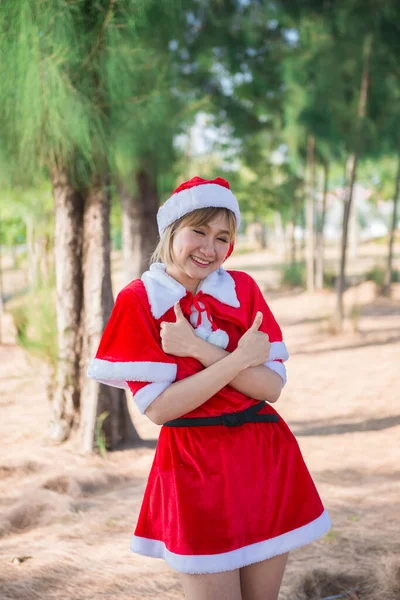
[130,509,331,574]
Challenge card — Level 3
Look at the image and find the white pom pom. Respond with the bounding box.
[193,325,211,340]
[207,329,229,349]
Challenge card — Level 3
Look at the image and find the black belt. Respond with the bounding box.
[163,401,279,427]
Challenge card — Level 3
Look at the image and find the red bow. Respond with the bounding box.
[180,291,218,331]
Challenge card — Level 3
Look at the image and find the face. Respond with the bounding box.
[166,212,232,294]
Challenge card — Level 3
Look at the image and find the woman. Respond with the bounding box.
[87,176,331,600]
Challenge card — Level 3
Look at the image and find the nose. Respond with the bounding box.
[199,237,216,258]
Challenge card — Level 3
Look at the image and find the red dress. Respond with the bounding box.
[87,263,331,574]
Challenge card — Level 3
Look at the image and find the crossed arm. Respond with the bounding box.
[189,335,283,402]
[144,303,283,425]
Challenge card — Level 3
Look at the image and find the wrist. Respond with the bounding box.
[229,347,250,371]
[190,335,208,362]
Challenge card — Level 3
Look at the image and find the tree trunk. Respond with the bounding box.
[135,167,160,271]
[50,167,84,443]
[285,221,294,262]
[120,168,160,284]
[300,188,306,257]
[315,161,329,289]
[273,212,285,258]
[336,154,358,323]
[120,183,141,284]
[335,34,372,329]
[291,192,298,265]
[259,222,267,249]
[306,134,316,291]
[80,177,140,454]
[383,153,400,297]
[348,185,360,260]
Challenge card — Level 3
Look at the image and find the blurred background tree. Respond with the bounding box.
[0,0,399,452]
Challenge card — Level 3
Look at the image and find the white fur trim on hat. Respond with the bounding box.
[157,183,241,235]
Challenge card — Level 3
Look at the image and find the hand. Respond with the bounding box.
[160,302,199,357]
[236,312,271,368]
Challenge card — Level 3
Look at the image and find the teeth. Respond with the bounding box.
[192,256,210,265]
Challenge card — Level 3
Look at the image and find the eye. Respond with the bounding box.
[193,229,205,235]
[217,237,229,243]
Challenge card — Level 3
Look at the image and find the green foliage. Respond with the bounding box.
[358,156,400,203]
[0,217,25,247]
[11,305,29,346]
[365,265,385,287]
[95,411,110,459]
[10,285,57,370]
[280,262,306,288]
[1,0,400,246]
[0,0,97,185]
[0,182,54,249]
[110,195,122,251]
[365,264,400,290]
[0,0,186,188]
[323,269,337,289]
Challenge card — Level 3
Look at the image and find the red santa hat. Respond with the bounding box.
[157,176,241,236]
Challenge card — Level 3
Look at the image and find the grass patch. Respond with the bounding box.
[280,262,306,288]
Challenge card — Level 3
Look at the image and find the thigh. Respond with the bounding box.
[178,568,242,600]
[240,552,289,600]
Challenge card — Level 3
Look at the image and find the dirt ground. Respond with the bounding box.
[0,244,399,599]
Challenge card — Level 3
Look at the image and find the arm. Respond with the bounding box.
[191,337,282,403]
[146,348,250,425]
[159,302,282,405]
[146,311,270,425]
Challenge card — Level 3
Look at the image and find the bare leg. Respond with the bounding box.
[240,552,289,600]
[178,568,242,600]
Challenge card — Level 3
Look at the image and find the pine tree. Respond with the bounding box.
[0,0,181,450]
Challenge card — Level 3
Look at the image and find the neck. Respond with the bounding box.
[165,264,200,295]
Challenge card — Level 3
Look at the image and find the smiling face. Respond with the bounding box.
[165,209,235,294]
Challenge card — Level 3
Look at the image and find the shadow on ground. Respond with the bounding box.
[291,414,400,437]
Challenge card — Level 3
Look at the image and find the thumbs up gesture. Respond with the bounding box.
[160,301,197,357]
[237,311,271,368]
[173,301,186,323]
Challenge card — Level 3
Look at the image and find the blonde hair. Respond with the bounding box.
[151,207,236,266]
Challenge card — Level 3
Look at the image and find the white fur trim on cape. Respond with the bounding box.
[87,358,177,389]
[130,509,331,574]
[157,183,241,235]
[133,382,171,414]
[264,360,287,386]
[142,263,240,319]
[197,266,240,308]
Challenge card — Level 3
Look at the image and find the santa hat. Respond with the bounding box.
[157,176,241,236]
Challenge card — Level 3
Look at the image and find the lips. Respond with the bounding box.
[191,256,212,267]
